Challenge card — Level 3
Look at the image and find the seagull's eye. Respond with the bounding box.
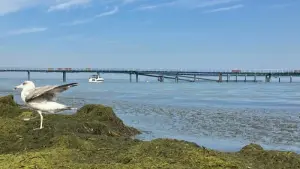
[23,82,26,85]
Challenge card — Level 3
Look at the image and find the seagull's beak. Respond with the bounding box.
[14,85,22,90]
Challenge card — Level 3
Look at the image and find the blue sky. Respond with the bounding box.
[1,0,300,70]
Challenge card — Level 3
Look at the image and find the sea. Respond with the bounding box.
[1,76,300,153]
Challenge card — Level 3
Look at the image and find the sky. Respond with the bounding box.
[1,0,300,72]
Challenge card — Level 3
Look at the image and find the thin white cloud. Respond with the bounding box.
[62,18,94,26]
[7,27,48,36]
[196,0,241,8]
[95,6,119,17]
[0,0,92,15]
[0,0,243,16]
[62,6,119,26]
[135,5,158,10]
[0,0,41,16]
[48,0,91,12]
[134,1,175,11]
[133,0,242,11]
[203,4,244,13]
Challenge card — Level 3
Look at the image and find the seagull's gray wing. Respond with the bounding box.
[25,83,78,102]
[25,86,56,102]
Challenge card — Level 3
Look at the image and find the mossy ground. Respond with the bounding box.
[0,95,299,169]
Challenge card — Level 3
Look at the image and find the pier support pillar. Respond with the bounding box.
[218,73,222,82]
[158,76,164,82]
[129,73,132,83]
[63,72,66,82]
[244,74,247,82]
[254,74,257,82]
[279,76,281,83]
[136,73,138,83]
[175,75,179,83]
[265,74,271,82]
[227,74,230,82]
[235,74,238,82]
[290,76,293,83]
[194,75,196,82]
[27,71,30,80]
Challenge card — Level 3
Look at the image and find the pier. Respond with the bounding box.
[0,68,299,83]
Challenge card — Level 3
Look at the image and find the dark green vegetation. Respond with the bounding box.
[0,95,299,169]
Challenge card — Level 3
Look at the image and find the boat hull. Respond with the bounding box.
[88,78,104,83]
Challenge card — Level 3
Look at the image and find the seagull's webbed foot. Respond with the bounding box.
[33,127,44,130]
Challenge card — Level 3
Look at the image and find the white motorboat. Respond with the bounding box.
[88,75,104,83]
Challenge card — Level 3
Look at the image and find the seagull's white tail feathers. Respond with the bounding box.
[70,107,78,111]
[65,106,78,111]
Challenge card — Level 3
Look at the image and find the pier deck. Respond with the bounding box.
[0,68,299,83]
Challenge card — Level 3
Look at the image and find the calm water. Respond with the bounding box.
[1,78,300,153]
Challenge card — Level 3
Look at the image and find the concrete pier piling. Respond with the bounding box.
[129,73,132,83]
[27,71,30,80]
[218,73,223,82]
[265,74,271,82]
[63,72,66,82]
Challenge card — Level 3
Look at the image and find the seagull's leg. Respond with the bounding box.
[34,110,44,130]
[39,111,44,129]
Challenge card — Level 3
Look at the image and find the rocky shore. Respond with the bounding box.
[0,95,299,169]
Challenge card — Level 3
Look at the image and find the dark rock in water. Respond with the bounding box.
[0,95,300,169]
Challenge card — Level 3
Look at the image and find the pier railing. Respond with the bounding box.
[0,68,297,73]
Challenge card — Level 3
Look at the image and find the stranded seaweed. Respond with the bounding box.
[0,95,299,169]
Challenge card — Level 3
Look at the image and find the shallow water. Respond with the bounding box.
[1,77,300,153]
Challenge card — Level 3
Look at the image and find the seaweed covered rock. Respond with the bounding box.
[117,138,242,168]
[0,97,140,153]
[238,144,300,169]
[74,104,140,136]
[0,95,22,118]
[240,143,264,154]
[0,95,17,106]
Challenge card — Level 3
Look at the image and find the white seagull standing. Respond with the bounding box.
[14,81,78,130]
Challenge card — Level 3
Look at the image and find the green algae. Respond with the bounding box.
[237,144,300,169]
[0,95,17,106]
[0,95,300,169]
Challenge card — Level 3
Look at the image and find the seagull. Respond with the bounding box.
[14,81,78,130]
